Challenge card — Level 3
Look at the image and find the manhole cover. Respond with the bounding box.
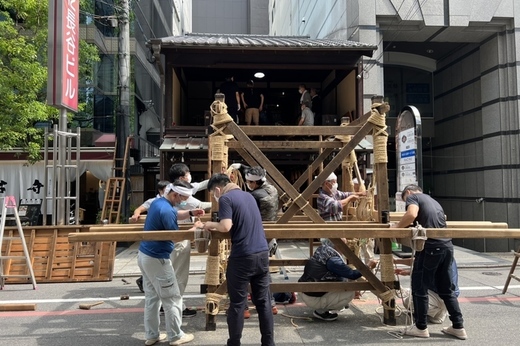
[481,271,502,276]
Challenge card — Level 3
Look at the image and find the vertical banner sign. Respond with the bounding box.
[47,0,79,112]
[395,106,422,212]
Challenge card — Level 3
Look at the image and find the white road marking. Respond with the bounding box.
[0,294,206,305]
[2,285,520,305]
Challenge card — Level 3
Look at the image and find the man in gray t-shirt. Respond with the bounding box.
[298,101,314,126]
[130,180,169,222]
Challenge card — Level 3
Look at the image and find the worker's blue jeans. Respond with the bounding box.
[412,246,464,330]
[226,251,274,346]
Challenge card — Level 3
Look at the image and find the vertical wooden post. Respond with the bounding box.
[205,93,233,330]
[370,95,395,325]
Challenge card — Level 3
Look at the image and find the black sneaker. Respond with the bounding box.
[313,310,338,321]
[182,308,197,318]
[136,276,144,293]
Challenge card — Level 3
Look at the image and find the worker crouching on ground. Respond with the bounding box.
[298,238,363,321]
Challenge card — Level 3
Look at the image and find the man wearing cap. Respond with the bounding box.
[137,180,204,346]
[317,172,363,221]
[241,80,264,125]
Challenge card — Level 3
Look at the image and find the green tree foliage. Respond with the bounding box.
[0,0,99,163]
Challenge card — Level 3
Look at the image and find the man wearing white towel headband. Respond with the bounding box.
[169,163,211,318]
[245,166,279,222]
[137,179,204,346]
[317,172,363,221]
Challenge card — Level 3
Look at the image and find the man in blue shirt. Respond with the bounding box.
[137,180,204,346]
[203,173,274,346]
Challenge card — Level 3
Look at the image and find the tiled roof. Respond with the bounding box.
[160,137,208,151]
[154,33,376,51]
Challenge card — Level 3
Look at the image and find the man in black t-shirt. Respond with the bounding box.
[395,185,467,340]
[310,88,322,125]
[241,80,264,125]
[219,76,241,123]
[203,174,274,346]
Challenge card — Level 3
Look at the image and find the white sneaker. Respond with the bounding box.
[170,333,194,345]
[403,325,430,338]
[145,333,167,346]
[442,326,468,340]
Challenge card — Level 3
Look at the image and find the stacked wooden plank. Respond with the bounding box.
[2,225,115,283]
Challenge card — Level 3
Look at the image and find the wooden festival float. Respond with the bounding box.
[64,96,520,330]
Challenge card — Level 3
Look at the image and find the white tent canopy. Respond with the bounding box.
[0,160,112,214]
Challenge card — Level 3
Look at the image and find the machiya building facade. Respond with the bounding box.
[269,0,520,251]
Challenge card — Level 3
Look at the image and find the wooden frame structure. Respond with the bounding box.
[69,223,520,324]
[200,95,397,328]
[64,94,520,332]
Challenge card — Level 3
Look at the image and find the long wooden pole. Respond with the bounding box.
[69,228,520,242]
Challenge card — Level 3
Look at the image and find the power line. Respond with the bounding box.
[131,0,157,39]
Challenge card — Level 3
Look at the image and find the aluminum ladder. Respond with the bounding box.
[0,196,37,289]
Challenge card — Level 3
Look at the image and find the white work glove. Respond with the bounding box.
[230,163,242,170]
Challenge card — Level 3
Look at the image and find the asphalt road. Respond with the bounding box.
[1,248,520,345]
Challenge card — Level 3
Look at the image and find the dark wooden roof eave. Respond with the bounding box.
[148,35,376,68]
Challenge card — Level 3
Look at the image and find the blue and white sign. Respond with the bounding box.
[395,106,422,211]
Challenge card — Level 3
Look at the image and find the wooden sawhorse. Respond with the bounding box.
[502,246,520,294]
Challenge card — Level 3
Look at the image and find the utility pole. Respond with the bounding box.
[116,0,131,219]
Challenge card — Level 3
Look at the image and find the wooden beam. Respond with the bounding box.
[89,222,389,233]
[226,121,324,223]
[88,221,510,233]
[68,227,520,242]
[331,239,388,295]
[240,126,361,136]
[228,141,344,149]
[291,148,335,190]
[277,115,375,223]
[0,304,36,311]
[269,259,308,266]
[270,281,374,293]
[349,108,372,127]
[444,222,509,228]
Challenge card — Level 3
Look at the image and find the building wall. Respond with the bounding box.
[193,0,268,34]
[268,0,520,251]
[269,0,383,113]
[433,30,520,251]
